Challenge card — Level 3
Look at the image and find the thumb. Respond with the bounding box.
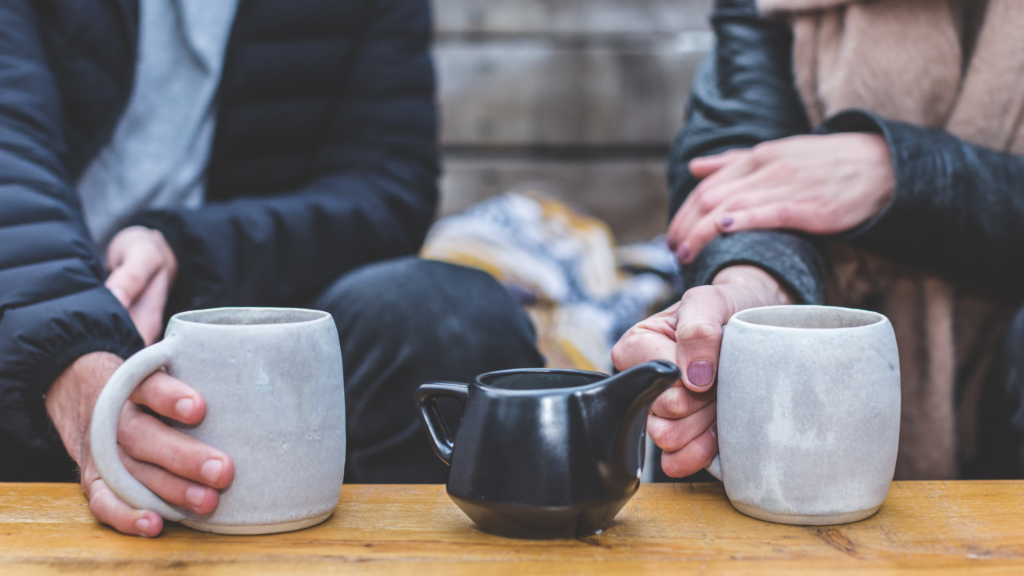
[673,285,737,392]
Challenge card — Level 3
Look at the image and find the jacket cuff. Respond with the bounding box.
[1,287,144,451]
[686,230,825,304]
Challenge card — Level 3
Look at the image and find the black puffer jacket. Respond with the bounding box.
[0,0,437,477]
[675,0,1024,304]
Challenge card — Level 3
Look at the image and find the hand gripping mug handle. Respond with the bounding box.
[89,338,187,521]
[414,382,469,465]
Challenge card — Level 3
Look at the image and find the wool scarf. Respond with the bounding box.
[756,0,1024,479]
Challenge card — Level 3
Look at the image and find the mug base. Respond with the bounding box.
[180,511,333,535]
[730,501,880,526]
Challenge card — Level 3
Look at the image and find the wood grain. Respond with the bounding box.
[439,156,670,242]
[436,37,708,147]
[1,482,1022,574]
[434,0,714,35]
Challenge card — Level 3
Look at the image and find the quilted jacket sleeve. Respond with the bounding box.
[668,0,825,304]
[0,0,144,450]
[130,0,438,312]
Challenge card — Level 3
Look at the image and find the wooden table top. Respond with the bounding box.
[1,481,1022,575]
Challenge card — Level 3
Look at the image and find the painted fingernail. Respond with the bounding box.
[201,459,224,484]
[175,398,195,420]
[186,485,207,508]
[135,517,151,535]
[687,360,715,387]
[676,243,692,261]
[710,423,718,439]
[719,215,734,229]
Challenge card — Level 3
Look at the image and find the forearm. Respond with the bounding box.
[45,352,123,465]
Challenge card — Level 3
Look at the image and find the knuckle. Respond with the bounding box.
[677,320,721,343]
[697,193,719,213]
[659,388,691,418]
[775,205,794,226]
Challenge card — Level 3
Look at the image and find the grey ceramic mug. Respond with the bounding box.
[90,307,346,534]
[706,305,900,525]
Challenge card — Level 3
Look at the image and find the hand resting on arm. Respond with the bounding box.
[668,133,895,264]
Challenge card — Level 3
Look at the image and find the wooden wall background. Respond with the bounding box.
[432,0,715,243]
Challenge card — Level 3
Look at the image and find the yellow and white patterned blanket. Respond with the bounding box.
[421,192,681,373]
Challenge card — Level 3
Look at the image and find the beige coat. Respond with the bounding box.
[755,0,1024,479]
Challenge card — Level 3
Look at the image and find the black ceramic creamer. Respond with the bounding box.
[414,361,680,539]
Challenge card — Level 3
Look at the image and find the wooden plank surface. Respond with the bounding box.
[440,156,670,242]
[434,0,714,35]
[436,37,708,147]
[1,482,1023,574]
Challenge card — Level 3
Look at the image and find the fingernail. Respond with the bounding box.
[710,423,718,439]
[175,398,195,420]
[676,243,691,262]
[186,485,207,508]
[719,215,734,229]
[201,459,224,484]
[135,517,151,535]
[687,360,715,387]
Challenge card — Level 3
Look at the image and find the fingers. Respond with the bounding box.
[717,202,821,236]
[129,370,206,425]
[84,476,164,537]
[611,302,681,371]
[649,383,715,420]
[118,445,220,514]
[673,285,736,392]
[105,245,163,309]
[118,405,234,490]
[660,424,719,478]
[648,400,717,452]
[128,269,172,345]
[688,150,740,179]
[670,150,759,260]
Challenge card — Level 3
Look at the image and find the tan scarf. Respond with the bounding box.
[756,0,1024,479]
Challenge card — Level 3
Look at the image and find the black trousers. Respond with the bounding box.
[314,257,544,483]
[3,257,544,483]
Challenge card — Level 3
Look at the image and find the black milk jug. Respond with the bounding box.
[414,361,680,539]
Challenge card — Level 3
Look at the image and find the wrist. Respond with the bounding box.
[45,352,123,464]
[711,265,793,307]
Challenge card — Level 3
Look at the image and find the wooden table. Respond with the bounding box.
[1,482,1022,575]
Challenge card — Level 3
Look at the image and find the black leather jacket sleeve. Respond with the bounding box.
[823,111,1024,300]
[668,0,825,304]
[0,1,144,450]
[129,0,438,313]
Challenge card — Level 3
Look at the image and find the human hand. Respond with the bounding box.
[668,133,894,264]
[105,226,178,345]
[611,265,791,477]
[46,352,234,537]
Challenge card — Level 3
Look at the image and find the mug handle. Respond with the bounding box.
[414,382,469,466]
[706,454,722,481]
[89,338,187,521]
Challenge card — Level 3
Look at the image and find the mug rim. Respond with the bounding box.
[728,305,886,332]
[170,307,331,328]
[474,367,609,395]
